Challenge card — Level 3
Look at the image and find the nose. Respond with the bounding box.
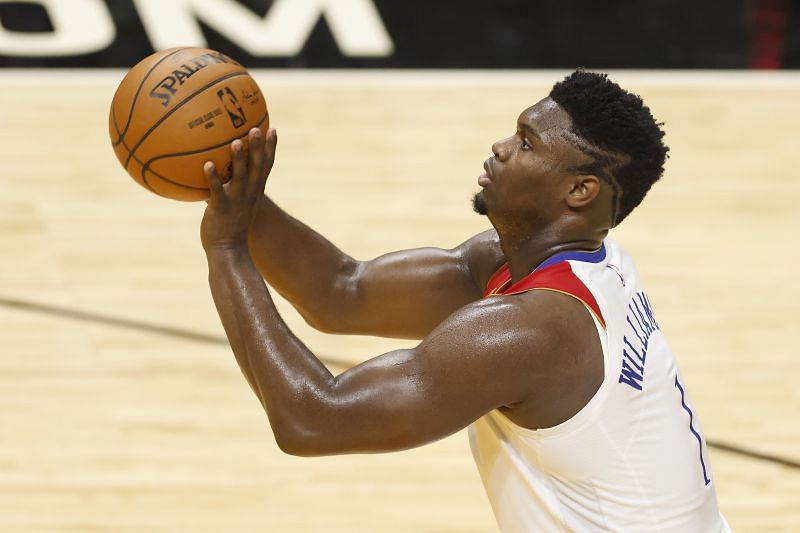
[491,137,509,161]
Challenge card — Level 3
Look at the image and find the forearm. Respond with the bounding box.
[248,195,358,328]
[206,245,335,445]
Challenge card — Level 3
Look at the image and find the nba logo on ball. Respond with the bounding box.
[109,47,269,202]
[217,87,247,128]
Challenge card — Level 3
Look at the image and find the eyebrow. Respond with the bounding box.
[517,122,541,139]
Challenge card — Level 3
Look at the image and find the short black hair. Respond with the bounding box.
[549,70,669,225]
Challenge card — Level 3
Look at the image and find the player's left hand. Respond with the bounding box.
[201,127,277,251]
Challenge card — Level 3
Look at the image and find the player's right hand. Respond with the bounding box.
[200,127,277,252]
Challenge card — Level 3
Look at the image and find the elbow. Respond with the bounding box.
[273,426,332,457]
[273,430,303,456]
[269,409,339,457]
[295,259,363,335]
[296,307,346,334]
[276,437,321,458]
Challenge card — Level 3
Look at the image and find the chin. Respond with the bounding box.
[472,192,489,216]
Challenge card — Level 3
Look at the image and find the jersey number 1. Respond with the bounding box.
[675,376,711,486]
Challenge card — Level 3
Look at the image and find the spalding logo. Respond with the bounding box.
[149,51,241,107]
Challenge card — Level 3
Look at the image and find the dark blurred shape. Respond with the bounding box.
[0,0,797,68]
[0,2,53,32]
[749,0,789,68]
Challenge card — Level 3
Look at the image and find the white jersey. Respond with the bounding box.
[468,240,729,532]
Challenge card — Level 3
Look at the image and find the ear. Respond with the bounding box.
[565,175,602,208]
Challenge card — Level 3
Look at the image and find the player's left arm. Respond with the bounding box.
[200,129,563,454]
[205,241,556,455]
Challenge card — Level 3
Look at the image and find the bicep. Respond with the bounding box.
[292,299,535,455]
[339,229,503,339]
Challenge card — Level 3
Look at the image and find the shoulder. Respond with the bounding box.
[415,288,601,410]
[426,287,596,365]
[452,229,505,293]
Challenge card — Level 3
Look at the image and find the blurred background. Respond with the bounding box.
[1,1,799,532]
[1,0,799,69]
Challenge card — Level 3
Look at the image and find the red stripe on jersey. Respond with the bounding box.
[483,262,606,328]
[484,264,512,297]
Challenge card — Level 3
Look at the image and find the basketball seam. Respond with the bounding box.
[143,167,206,193]
[141,169,158,195]
[116,142,158,194]
[123,70,249,169]
[142,113,269,192]
[124,139,160,193]
[112,47,190,147]
[110,101,121,139]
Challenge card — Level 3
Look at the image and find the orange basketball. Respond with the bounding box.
[109,47,269,201]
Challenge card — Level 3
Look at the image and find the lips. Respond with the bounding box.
[478,159,493,187]
[483,159,493,178]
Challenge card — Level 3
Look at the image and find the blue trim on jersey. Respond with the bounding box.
[675,377,712,486]
[536,243,607,271]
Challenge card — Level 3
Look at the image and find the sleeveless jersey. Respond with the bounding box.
[468,240,729,532]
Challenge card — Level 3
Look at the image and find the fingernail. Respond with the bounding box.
[204,161,214,171]
[252,128,262,139]
[232,139,243,152]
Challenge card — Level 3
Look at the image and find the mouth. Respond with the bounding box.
[478,159,493,187]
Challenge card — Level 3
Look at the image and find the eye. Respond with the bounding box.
[520,138,532,151]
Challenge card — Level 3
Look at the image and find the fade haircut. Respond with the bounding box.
[549,70,669,225]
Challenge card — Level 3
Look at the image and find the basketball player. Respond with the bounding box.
[200,71,729,532]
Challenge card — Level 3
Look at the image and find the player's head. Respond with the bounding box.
[549,70,669,225]
[473,70,668,230]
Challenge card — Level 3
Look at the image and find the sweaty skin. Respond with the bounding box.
[202,99,612,455]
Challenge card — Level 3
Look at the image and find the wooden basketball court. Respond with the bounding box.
[0,70,798,531]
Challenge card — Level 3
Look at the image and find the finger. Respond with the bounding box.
[247,128,267,195]
[255,128,277,195]
[248,127,265,164]
[204,161,223,204]
[228,138,247,196]
[265,128,278,172]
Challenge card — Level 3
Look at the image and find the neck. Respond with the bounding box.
[494,219,607,283]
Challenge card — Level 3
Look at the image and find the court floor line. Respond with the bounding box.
[0,295,349,369]
[706,440,800,469]
[1,294,798,471]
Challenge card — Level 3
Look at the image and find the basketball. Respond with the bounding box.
[108,47,269,201]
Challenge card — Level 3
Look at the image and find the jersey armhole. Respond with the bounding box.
[496,296,610,440]
[530,287,607,331]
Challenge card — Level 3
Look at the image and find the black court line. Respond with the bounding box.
[0,296,349,369]
[1,295,799,471]
[706,439,800,469]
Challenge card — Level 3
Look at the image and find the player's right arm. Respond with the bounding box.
[249,196,504,339]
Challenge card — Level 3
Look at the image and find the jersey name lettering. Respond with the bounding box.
[618,292,660,391]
